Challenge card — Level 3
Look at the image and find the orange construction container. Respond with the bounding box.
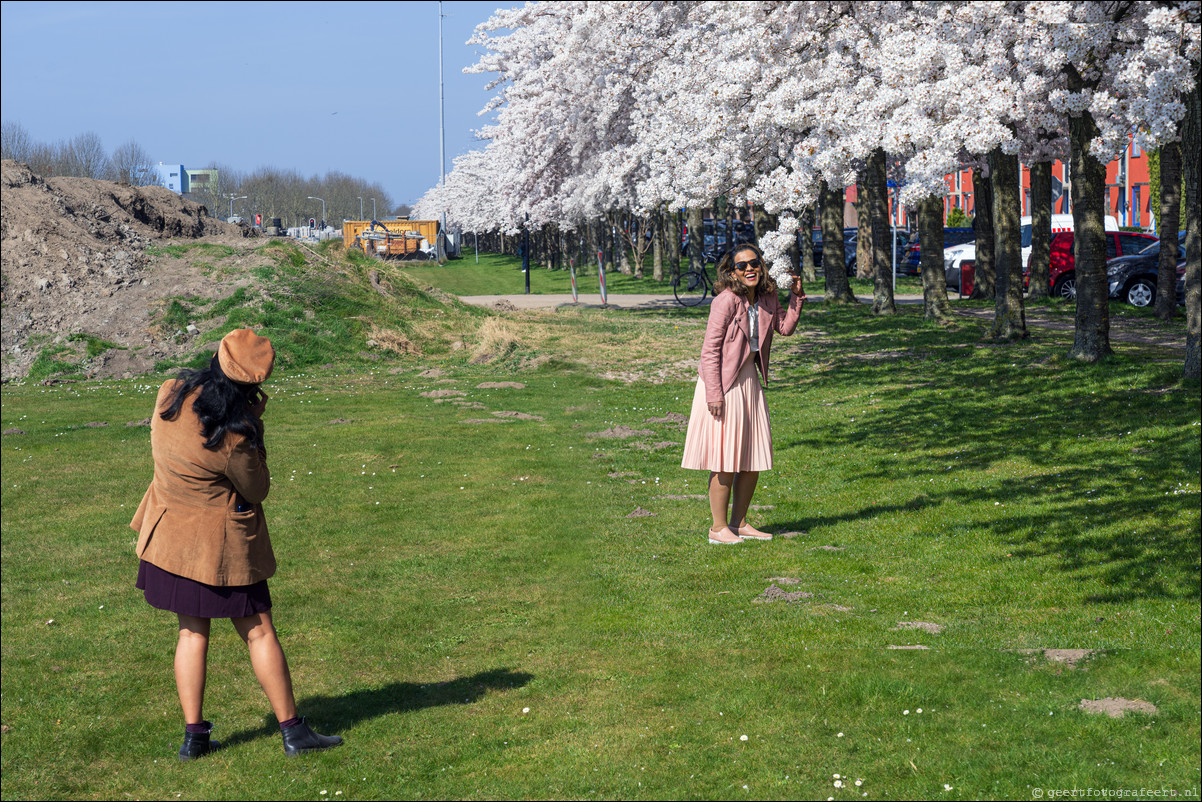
[344,219,440,259]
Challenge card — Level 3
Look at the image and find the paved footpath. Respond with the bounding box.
[459,292,924,310]
[458,292,1184,351]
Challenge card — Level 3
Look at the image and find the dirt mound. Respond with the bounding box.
[1,160,257,380]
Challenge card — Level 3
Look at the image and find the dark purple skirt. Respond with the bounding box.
[136,560,272,619]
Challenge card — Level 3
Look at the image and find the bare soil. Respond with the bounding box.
[1,160,258,380]
[1078,697,1158,718]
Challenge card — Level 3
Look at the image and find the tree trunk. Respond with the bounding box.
[667,209,681,280]
[867,148,896,315]
[821,181,857,303]
[799,205,817,282]
[687,207,704,273]
[855,181,871,279]
[615,212,634,275]
[970,168,996,299]
[1067,100,1113,361]
[989,147,1028,339]
[652,207,665,282]
[586,219,599,274]
[918,194,952,322]
[1183,74,1200,381]
[1028,161,1052,300]
[1156,139,1181,321]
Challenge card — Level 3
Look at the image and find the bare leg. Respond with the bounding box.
[232,611,298,724]
[708,471,740,542]
[731,470,770,538]
[175,615,211,725]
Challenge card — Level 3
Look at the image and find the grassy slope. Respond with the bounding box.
[1,247,1198,800]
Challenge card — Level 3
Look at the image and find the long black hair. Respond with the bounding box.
[160,354,265,451]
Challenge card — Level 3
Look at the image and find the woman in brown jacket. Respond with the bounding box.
[131,329,342,760]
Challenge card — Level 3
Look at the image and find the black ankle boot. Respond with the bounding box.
[281,717,343,757]
[178,721,222,761]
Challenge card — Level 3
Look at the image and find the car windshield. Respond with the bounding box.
[1137,232,1187,256]
[1020,224,1032,249]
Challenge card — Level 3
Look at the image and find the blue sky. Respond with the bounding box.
[0,0,511,205]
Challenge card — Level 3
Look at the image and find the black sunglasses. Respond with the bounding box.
[733,258,763,273]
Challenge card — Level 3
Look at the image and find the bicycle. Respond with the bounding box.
[673,266,713,306]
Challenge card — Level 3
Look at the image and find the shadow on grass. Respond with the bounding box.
[219,667,533,749]
[767,303,1200,603]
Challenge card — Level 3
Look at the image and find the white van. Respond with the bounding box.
[944,213,1119,286]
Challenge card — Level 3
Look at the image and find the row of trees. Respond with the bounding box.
[415,1,1200,378]
[1,123,158,187]
[0,122,406,228]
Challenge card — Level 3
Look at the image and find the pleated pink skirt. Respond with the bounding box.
[681,355,773,473]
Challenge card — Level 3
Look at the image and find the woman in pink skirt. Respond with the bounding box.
[680,244,805,544]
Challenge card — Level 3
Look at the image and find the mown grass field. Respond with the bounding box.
[1,247,1198,800]
[401,251,928,297]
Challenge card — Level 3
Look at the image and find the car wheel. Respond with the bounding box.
[1053,274,1076,300]
[1124,278,1155,307]
[846,257,856,276]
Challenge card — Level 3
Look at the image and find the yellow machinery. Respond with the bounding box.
[344,219,440,260]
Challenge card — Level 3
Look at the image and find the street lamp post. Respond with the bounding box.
[228,194,247,220]
[371,198,377,220]
[358,197,363,220]
[306,196,326,228]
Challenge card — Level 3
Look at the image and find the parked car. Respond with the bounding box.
[901,227,974,275]
[943,241,977,292]
[1105,231,1187,307]
[1034,230,1158,299]
[947,214,1121,292]
[844,229,911,276]
[805,228,858,274]
[681,219,755,263]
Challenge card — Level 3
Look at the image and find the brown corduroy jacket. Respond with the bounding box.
[130,380,275,586]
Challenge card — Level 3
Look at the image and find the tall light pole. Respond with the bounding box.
[371,198,377,220]
[306,196,325,227]
[228,194,247,220]
[358,196,363,220]
[438,1,448,262]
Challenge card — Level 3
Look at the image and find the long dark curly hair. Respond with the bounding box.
[712,243,777,299]
[160,354,265,451]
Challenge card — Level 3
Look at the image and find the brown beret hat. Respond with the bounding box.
[217,329,275,384]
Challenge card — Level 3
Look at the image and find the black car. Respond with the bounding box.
[901,227,975,275]
[681,219,756,263]
[845,229,912,276]
[1105,231,1186,307]
[804,228,858,274]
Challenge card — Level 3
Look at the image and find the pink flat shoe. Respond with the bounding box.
[708,527,743,545]
[736,522,773,540]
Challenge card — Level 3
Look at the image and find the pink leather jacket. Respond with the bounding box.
[699,288,803,405]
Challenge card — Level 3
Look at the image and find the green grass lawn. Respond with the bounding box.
[405,252,932,298]
[2,261,1198,799]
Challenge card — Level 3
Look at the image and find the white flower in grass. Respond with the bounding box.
[855,779,863,786]
[740,735,748,741]
[903,709,910,715]
[834,780,844,788]
[837,732,844,737]
[945,784,953,791]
